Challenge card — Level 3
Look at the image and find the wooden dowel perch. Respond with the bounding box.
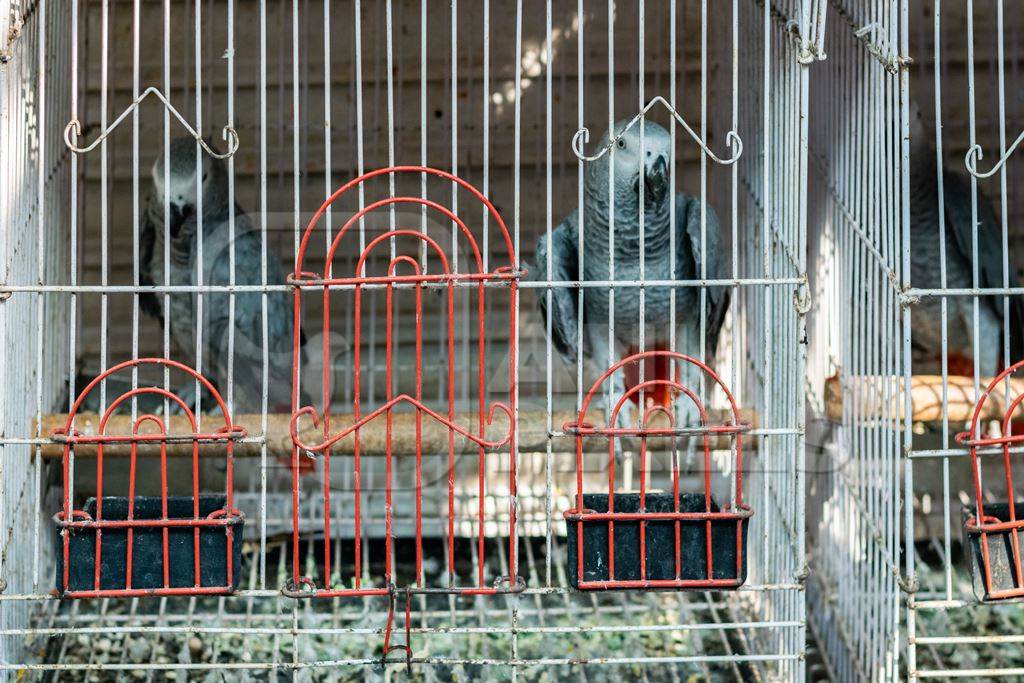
[824,374,1024,423]
[35,408,756,459]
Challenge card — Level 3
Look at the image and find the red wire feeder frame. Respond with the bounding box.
[958,360,1024,601]
[52,358,247,599]
[284,167,523,658]
[563,351,752,590]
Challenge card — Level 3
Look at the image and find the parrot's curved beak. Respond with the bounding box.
[643,155,669,204]
[168,202,192,239]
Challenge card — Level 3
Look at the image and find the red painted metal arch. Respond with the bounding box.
[573,350,747,429]
[53,359,245,599]
[294,166,516,278]
[55,357,239,435]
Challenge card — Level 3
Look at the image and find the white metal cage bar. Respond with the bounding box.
[0,0,73,669]
[904,0,1024,679]
[0,0,812,678]
[806,1,907,681]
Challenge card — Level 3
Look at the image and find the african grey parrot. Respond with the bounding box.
[908,105,1023,377]
[140,136,303,413]
[534,119,730,431]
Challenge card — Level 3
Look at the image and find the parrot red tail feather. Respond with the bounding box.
[623,345,679,409]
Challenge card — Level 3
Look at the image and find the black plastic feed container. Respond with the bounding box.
[55,495,243,594]
[566,492,748,589]
[963,501,1024,602]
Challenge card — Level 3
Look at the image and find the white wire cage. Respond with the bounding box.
[806,0,1024,681]
[805,1,907,680]
[0,0,813,679]
[903,0,1024,679]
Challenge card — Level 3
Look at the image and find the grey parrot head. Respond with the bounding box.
[151,136,229,238]
[586,118,673,211]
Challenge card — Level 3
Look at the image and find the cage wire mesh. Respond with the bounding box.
[805,1,907,681]
[0,0,815,679]
[0,0,74,671]
[903,0,1024,679]
[806,0,1024,681]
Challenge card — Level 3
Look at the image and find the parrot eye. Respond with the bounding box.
[616,138,626,149]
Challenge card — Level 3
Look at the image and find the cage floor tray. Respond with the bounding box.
[566,492,748,590]
[55,495,243,594]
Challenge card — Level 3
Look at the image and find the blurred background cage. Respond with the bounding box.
[0,0,815,679]
[806,0,1024,680]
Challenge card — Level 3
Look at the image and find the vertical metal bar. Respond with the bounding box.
[319,0,332,595]
[543,0,553,591]
[32,0,47,594]
[575,0,585,423]
[420,0,427,272]
[447,0,459,593]
[637,0,646,412]
[759,0,771,589]
[510,3,523,675]
[67,0,80,543]
[930,0,955,603]
[901,0,916,677]
[796,6,811,679]
[98,0,109,425]
[190,0,205,592]
[258,0,269,590]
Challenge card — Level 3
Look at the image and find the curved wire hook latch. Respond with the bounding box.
[965,129,1024,179]
[290,395,515,454]
[64,86,239,159]
[571,95,742,166]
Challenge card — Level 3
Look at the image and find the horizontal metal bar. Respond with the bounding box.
[904,286,1024,299]
[565,510,752,522]
[911,445,1024,459]
[914,668,1024,679]
[565,424,751,438]
[19,409,766,459]
[911,598,976,610]
[576,578,746,590]
[0,620,805,638]
[55,516,243,530]
[548,427,801,439]
[2,653,804,672]
[18,599,778,624]
[0,582,805,601]
[0,435,269,446]
[0,277,805,295]
[913,634,1024,645]
[60,586,236,599]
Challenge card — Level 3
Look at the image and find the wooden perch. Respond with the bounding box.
[824,374,1024,423]
[34,408,756,459]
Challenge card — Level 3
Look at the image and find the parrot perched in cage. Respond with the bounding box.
[908,104,1024,378]
[534,119,729,433]
[139,136,303,414]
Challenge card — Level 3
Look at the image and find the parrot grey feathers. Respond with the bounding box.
[534,118,730,427]
[676,192,731,360]
[908,106,1024,376]
[534,211,584,366]
[535,193,730,368]
[139,136,302,412]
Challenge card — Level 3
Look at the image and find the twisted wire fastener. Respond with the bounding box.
[965,129,1024,179]
[571,95,742,166]
[64,86,238,159]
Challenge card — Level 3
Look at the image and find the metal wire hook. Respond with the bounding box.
[63,86,239,159]
[570,95,743,166]
[965,129,1024,179]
